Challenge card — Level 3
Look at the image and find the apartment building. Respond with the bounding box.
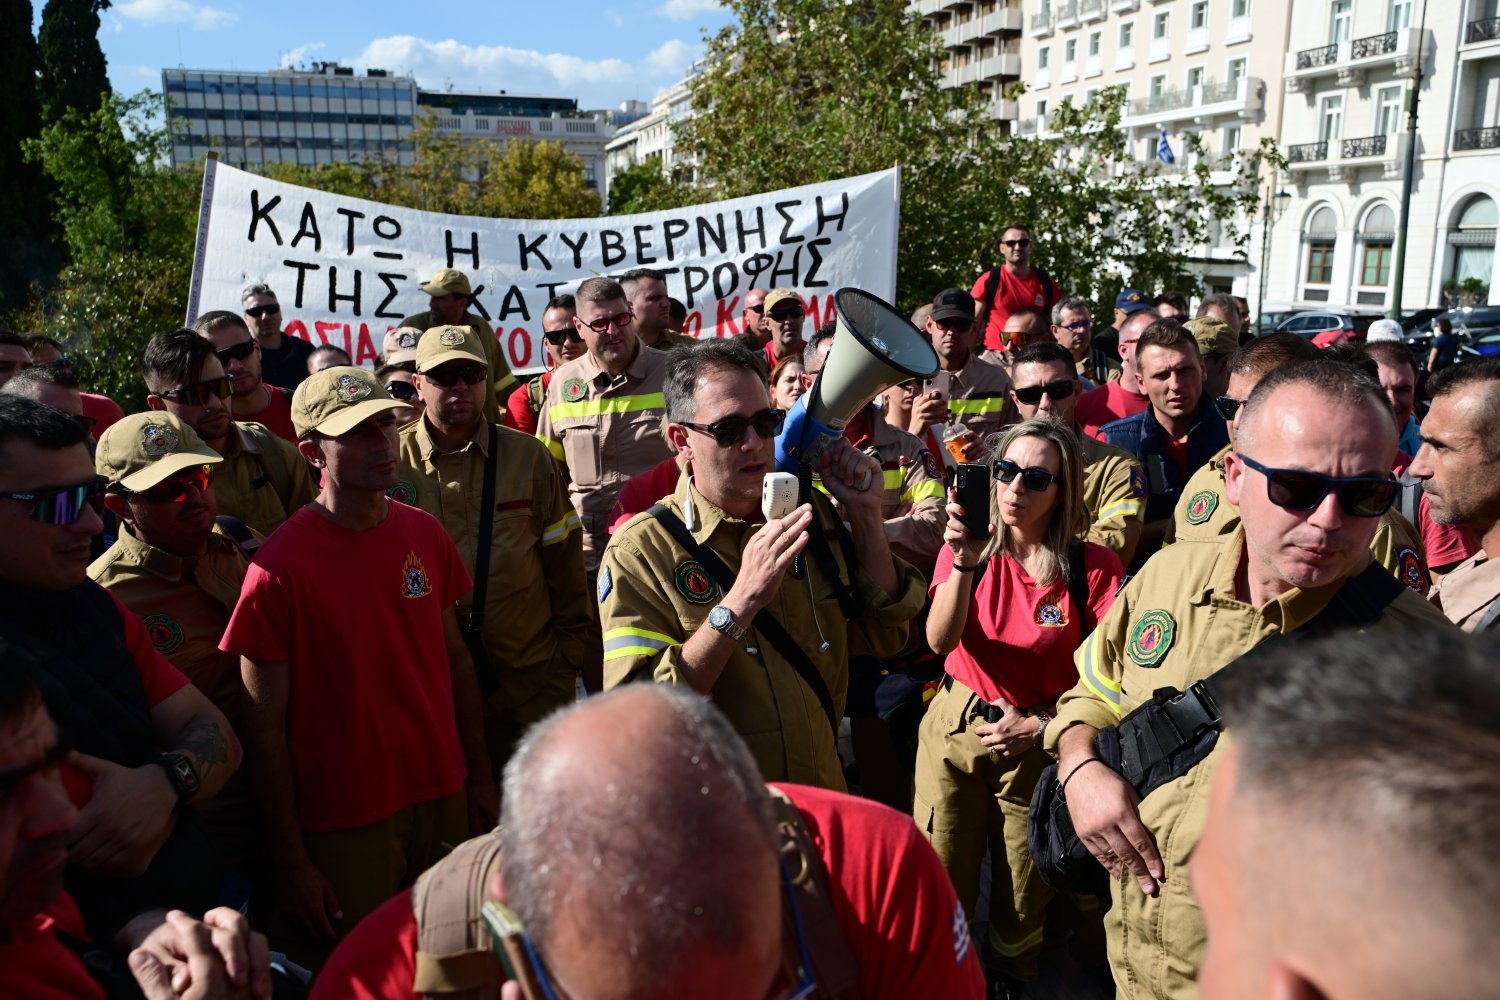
[602,70,699,207]
[1269,0,1500,311]
[912,0,1026,123]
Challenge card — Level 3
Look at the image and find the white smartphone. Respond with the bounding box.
[762,471,799,522]
[925,370,951,401]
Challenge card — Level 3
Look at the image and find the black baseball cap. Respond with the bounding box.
[930,288,976,324]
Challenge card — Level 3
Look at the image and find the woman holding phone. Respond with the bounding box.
[914,417,1124,997]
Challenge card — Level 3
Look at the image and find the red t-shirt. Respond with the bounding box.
[930,542,1123,708]
[504,373,551,435]
[1076,377,1150,439]
[242,385,299,444]
[220,500,472,833]
[80,392,124,440]
[970,266,1059,352]
[610,455,682,533]
[311,783,984,1000]
[1391,452,1479,572]
[0,893,108,1000]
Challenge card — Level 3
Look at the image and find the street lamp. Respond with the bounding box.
[1257,183,1292,332]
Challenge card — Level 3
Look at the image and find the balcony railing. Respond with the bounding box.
[1130,88,1194,116]
[1288,141,1329,163]
[1030,10,1053,31]
[1456,126,1500,151]
[1080,0,1104,17]
[1468,17,1500,43]
[1342,134,1388,158]
[1295,44,1339,70]
[1350,31,1398,59]
[1056,0,1078,23]
[1201,78,1242,103]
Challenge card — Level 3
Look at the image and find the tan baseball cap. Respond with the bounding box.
[1184,317,1238,359]
[95,412,222,492]
[416,325,489,373]
[382,326,423,365]
[419,268,474,298]
[764,288,803,312]
[291,366,406,438]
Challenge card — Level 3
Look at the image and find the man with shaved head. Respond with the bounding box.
[1045,360,1454,998]
[314,685,984,999]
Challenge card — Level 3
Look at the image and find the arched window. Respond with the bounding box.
[1447,195,1496,303]
[1358,203,1396,290]
[1303,205,1337,287]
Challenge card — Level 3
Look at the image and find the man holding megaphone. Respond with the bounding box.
[599,329,927,791]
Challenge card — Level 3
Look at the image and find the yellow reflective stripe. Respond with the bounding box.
[1096,499,1144,521]
[493,371,518,394]
[1078,629,1122,714]
[987,923,1045,958]
[541,511,580,545]
[548,392,665,422]
[881,469,904,491]
[949,396,1008,415]
[602,627,680,661]
[905,480,946,503]
[538,434,565,461]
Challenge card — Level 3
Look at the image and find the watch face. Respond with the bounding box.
[709,605,731,629]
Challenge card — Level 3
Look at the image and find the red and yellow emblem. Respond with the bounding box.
[674,560,721,605]
[401,550,432,599]
[1126,609,1176,667]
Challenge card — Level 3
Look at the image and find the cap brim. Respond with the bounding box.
[417,347,489,372]
[1120,303,1151,314]
[117,449,224,492]
[929,308,973,323]
[386,349,419,365]
[302,398,408,439]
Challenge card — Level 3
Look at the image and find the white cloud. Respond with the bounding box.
[354,35,703,108]
[115,0,235,29]
[279,42,327,69]
[657,0,722,21]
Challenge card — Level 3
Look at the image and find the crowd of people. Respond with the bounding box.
[2,224,1499,1000]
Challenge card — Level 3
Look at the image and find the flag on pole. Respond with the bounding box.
[1157,127,1176,165]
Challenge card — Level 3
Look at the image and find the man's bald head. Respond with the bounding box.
[1235,360,1393,458]
[500,686,781,1000]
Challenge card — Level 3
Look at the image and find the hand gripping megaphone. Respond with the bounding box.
[774,288,940,488]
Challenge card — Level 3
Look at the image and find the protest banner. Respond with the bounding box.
[187,159,900,375]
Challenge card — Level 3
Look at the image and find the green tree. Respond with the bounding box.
[606,157,684,215]
[678,0,1277,314]
[37,0,110,125]
[0,0,56,312]
[479,139,599,219]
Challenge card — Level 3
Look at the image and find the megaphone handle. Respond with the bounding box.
[854,466,873,492]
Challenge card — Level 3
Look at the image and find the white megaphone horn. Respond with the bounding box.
[775,288,940,488]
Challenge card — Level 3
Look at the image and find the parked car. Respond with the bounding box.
[1274,311,1385,346]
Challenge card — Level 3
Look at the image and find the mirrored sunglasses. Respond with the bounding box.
[681,408,785,448]
[0,477,106,526]
[1236,454,1397,517]
[385,380,419,401]
[120,465,214,504]
[580,311,634,334]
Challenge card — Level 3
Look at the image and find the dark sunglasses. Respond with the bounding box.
[543,328,585,345]
[1236,454,1397,518]
[423,364,488,388]
[579,311,634,333]
[994,459,1057,492]
[1213,395,1245,421]
[118,465,214,504]
[769,308,805,322]
[681,408,785,448]
[159,376,235,406]
[215,339,257,364]
[0,477,106,526]
[244,303,281,318]
[1013,379,1075,405]
[385,380,419,401]
[1001,238,1033,248]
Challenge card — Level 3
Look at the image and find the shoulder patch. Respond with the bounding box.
[562,377,588,403]
[674,560,721,605]
[1396,545,1426,594]
[143,613,184,655]
[1128,464,1147,499]
[1185,490,1219,525]
[387,480,416,506]
[597,564,613,604]
[1126,609,1176,667]
[952,901,972,965]
[921,448,942,481]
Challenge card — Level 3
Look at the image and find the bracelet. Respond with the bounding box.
[1060,757,1106,795]
[951,562,978,573]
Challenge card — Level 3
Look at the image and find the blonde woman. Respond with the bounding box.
[915,417,1124,996]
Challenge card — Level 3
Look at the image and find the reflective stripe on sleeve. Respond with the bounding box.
[547,393,666,423]
[1078,629,1122,714]
[493,371,518,395]
[541,511,581,546]
[602,627,679,661]
[948,395,1008,416]
[905,480,946,503]
[538,434,565,461]
[1096,499,1144,522]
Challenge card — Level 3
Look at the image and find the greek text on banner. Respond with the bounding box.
[186,161,901,375]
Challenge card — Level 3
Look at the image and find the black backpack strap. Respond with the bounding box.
[214,514,261,561]
[802,490,861,621]
[1066,539,1091,633]
[461,424,501,700]
[647,503,840,740]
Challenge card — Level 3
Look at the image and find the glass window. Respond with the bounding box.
[1223,125,1242,153]
[1388,0,1412,31]
[1089,31,1101,56]
[1039,47,1050,69]
[1330,0,1351,44]
[1154,12,1170,38]
[1362,245,1391,286]
[1320,95,1344,142]
[1188,66,1205,88]
[1120,21,1135,46]
[1191,1,1208,29]
[1150,74,1167,97]
[1377,86,1403,134]
[1065,39,1077,61]
[1227,57,1247,86]
[1230,0,1250,17]
[1307,244,1335,283]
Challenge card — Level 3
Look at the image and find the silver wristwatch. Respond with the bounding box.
[707,604,747,642]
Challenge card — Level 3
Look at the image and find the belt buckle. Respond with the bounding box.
[1187,679,1222,728]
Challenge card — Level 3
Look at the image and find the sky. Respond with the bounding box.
[67,0,736,111]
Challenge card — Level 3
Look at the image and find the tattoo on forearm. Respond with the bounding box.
[176,720,230,772]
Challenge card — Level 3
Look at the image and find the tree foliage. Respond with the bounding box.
[677,0,1280,315]
[37,0,111,125]
[0,0,55,312]
[607,157,689,215]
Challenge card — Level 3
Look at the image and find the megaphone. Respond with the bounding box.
[775,288,940,485]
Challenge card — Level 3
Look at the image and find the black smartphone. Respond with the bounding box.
[953,461,991,540]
